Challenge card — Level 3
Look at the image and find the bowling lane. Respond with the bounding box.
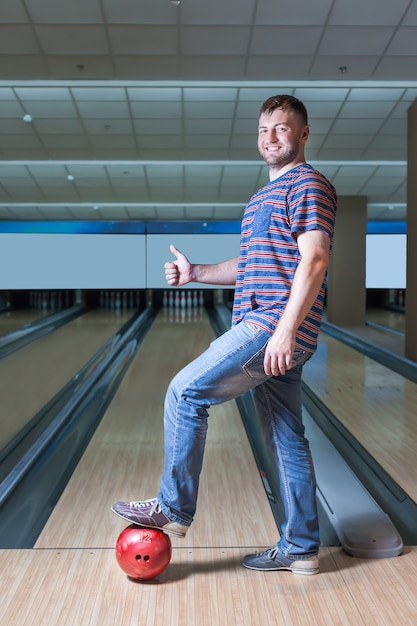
[0,309,49,336]
[302,331,417,503]
[5,309,417,626]
[323,307,406,357]
[0,309,132,451]
[366,307,405,334]
[35,310,279,551]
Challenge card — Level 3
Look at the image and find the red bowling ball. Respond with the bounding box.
[115,525,172,581]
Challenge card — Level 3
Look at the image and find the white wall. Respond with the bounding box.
[0,233,146,289]
[366,234,406,289]
[146,234,240,288]
[0,230,407,290]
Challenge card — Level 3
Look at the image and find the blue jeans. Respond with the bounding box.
[157,321,319,557]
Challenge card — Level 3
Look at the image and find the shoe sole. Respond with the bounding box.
[243,560,319,575]
[111,506,187,538]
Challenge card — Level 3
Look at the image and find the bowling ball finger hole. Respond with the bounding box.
[115,527,172,580]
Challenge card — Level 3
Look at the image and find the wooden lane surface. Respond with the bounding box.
[0,309,48,336]
[35,310,279,551]
[339,307,406,357]
[1,546,417,625]
[0,310,132,451]
[2,311,417,625]
[303,332,417,503]
[366,307,405,334]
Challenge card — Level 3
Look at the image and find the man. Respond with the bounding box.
[112,95,337,576]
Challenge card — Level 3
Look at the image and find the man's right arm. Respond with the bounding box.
[165,244,238,287]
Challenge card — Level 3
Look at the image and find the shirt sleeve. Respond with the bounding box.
[287,171,337,241]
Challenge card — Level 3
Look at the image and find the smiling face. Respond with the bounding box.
[257,107,309,179]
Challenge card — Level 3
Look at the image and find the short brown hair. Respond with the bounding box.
[260,95,308,126]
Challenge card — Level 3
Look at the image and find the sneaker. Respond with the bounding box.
[242,546,319,575]
[111,498,188,538]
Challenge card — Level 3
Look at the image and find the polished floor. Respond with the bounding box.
[0,305,416,625]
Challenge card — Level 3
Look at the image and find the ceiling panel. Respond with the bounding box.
[255,0,333,25]
[251,26,323,55]
[103,0,179,25]
[25,0,103,23]
[181,0,255,25]
[109,26,178,55]
[318,27,395,55]
[0,0,416,222]
[404,2,417,24]
[386,27,417,55]
[373,56,417,79]
[329,0,410,25]
[35,25,109,55]
[182,26,251,55]
[0,26,40,53]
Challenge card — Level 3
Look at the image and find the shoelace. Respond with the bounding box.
[130,499,160,512]
[260,546,279,560]
[149,500,161,515]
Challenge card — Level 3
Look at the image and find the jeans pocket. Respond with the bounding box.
[291,349,313,370]
[243,343,268,380]
[243,347,312,380]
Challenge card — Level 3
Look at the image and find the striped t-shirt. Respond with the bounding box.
[232,163,337,352]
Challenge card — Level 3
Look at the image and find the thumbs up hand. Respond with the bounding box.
[164,244,193,286]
